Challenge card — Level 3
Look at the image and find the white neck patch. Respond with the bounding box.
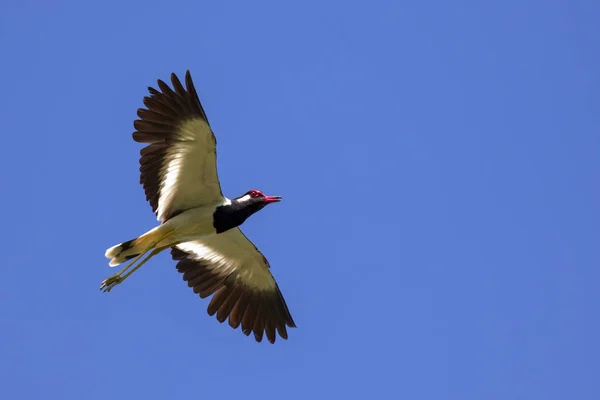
[236,194,252,203]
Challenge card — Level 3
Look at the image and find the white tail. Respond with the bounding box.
[105,228,159,267]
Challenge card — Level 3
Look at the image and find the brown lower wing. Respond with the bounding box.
[171,247,296,343]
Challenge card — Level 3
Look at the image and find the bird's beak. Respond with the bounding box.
[264,195,282,204]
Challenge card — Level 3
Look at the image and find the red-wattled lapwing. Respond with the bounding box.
[101,71,295,343]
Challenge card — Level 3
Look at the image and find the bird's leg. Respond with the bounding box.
[101,243,175,292]
[105,250,151,283]
[100,230,175,293]
[100,249,151,292]
[101,248,157,292]
[116,244,171,282]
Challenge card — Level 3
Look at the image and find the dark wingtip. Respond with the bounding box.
[170,72,183,89]
[156,78,167,89]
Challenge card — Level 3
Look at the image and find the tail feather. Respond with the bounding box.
[105,229,158,267]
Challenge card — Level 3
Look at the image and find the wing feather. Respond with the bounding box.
[133,71,223,222]
[171,228,296,343]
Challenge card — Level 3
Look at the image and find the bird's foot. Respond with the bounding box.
[100,275,123,293]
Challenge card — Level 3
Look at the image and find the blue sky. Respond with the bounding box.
[1,0,598,398]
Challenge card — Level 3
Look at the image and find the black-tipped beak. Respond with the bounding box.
[264,195,282,204]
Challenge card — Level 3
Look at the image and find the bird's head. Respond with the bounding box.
[235,190,282,210]
[214,190,282,232]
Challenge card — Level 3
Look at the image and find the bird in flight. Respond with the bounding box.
[101,71,296,343]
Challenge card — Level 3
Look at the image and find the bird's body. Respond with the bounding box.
[101,71,295,343]
[105,202,222,266]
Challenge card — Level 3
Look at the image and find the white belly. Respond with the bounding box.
[155,206,218,248]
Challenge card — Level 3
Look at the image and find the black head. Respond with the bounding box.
[238,189,282,207]
[213,189,282,233]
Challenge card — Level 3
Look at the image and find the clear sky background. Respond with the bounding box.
[1,0,598,399]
